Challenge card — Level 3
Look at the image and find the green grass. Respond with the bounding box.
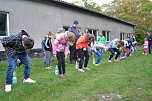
[0,50,152,101]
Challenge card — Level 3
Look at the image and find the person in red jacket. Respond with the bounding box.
[76,33,95,72]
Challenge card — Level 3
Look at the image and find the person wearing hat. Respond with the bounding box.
[54,28,65,39]
[68,20,80,64]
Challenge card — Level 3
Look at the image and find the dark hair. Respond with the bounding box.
[22,37,34,49]
[21,30,28,35]
[118,40,124,46]
[85,33,95,44]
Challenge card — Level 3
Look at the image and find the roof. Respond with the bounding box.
[31,0,136,27]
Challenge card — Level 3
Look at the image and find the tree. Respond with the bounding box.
[102,0,152,43]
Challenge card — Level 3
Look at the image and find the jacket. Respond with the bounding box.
[53,32,69,56]
[76,36,89,49]
[108,38,120,48]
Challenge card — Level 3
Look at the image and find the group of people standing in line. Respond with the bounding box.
[1,20,152,92]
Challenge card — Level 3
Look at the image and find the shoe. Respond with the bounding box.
[83,67,91,70]
[5,85,11,92]
[46,67,51,69]
[108,60,112,63]
[95,64,99,66]
[121,56,126,59]
[59,74,65,77]
[78,69,85,72]
[23,78,36,83]
[63,73,69,77]
[114,59,120,62]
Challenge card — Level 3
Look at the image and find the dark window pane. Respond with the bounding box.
[0,13,7,36]
[107,31,110,41]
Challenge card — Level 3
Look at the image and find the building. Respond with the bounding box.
[0,0,135,60]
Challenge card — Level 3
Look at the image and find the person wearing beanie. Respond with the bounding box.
[1,30,36,92]
[68,20,80,64]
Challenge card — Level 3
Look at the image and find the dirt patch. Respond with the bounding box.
[98,93,122,101]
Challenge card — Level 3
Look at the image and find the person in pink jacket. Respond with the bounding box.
[143,38,148,55]
[53,31,75,77]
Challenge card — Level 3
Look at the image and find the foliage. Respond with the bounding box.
[80,0,152,43]
[102,0,152,43]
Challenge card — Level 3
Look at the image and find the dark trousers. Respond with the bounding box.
[148,41,152,54]
[69,43,77,61]
[108,48,120,60]
[57,52,65,75]
[78,49,89,69]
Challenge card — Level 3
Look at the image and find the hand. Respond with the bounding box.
[83,48,87,51]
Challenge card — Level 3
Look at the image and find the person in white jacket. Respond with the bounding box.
[108,38,124,62]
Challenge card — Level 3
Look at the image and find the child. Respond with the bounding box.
[41,35,47,64]
[108,38,124,62]
[1,30,36,92]
[53,31,75,77]
[93,31,106,65]
[92,42,107,66]
[76,33,95,72]
[143,38,148,55]
[125,39,132,57]
[44,32,53,69]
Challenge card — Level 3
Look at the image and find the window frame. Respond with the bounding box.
[0,11,10,38]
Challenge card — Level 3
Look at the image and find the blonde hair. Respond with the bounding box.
[144,38,148,41]
[66,32,76,44]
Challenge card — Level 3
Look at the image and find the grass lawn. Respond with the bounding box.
[0,50,152,101]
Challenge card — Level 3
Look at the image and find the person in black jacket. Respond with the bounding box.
[44,32,53,69]
[147,32,152,54]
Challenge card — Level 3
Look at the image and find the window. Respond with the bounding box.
[88,29,98,40]
[0,11,9,37]
[120,32,126,40]
[102,30,111,42]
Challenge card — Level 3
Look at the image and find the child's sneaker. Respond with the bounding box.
[23,78,36,83]
[46,67,51,69]
[63,73,69,77]
[114,59,120,62]
[5,85,11,92]
[108,60,112,63]
[95,64,100,66]
[78,69,85,72]
[83,67,91,70]
[59,74,65,77]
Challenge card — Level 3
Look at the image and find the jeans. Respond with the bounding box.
[108,48,120,60]
[95,49,103,64]
[45,50,52,67]
[131,46,137,55]
[6,53,31,84]
[78,49,89,69]
[57,52,65,75]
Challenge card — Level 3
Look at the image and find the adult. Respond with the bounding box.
[68,20,80,64]
[1,30,36,92]
[147,32,152,54]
